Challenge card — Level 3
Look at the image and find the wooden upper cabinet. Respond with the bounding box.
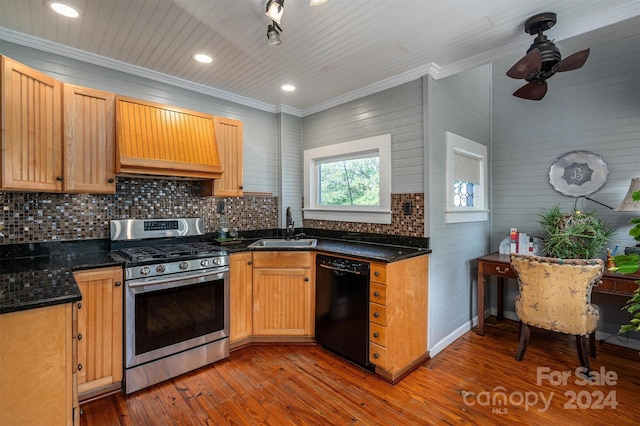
[201,116,243,196]
[115,95,222,179]
[63,84,116,194]
[0,55,63,192]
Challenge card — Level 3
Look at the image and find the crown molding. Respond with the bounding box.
[0,27,279,114]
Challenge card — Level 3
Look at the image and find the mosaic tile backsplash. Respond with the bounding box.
[303,193,425,236]
[0,179,424,244]
[0,177,277,244]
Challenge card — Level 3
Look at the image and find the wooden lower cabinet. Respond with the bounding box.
[368,255,429,382]
[252,252,314,337]
[73,266,123,401]
[230,252,253,346]
[0,303,78,425]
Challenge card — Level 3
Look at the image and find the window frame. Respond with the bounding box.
[445,131,489,224]
[303,134,392,224]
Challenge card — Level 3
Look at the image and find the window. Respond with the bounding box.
[304,134,391,224]
[445,131,488,223]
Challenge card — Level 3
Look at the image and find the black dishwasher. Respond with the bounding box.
[315,254,373,371]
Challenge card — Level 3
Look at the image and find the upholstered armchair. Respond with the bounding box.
[510,254,604,374]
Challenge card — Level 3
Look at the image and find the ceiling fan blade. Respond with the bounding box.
[513,81,548,100]
[506,49,542,79]
[558,48,590,72]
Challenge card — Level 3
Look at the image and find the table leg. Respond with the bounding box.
[497,277,504,320]
[477,272,486,335]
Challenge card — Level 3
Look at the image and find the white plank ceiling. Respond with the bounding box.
[0,0,638,114]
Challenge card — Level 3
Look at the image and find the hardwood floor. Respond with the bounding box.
[80,319,639,425]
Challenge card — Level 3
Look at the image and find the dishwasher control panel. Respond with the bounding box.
[317,255,370,275]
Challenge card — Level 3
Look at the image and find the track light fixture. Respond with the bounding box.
[265,0,284,25]
[267,21,282,46]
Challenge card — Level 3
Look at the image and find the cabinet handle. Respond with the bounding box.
[56,176,64,181]
[78,302,82,309]
[374,271,380,277]
[115,281,122,287]
[77,363,83,371]
[108,178,115,183]
[373,312,380,318]
[239,185,244,189]
[304,277,309,282]
[373,353,379,359]
[248,260,253,265]
[373,291,380,297]
[77,333,82,341]
[373,332,379,338]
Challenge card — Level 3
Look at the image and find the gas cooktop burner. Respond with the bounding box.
[117,242,225,262]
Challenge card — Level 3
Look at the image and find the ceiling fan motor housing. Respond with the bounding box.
[528,35,561,76]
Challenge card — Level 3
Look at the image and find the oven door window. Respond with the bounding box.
[135,280,224,355]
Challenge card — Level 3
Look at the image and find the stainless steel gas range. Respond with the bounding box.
[110,218,230,394]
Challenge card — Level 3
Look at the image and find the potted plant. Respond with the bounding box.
[610,187,640,334]
[538,205,614,259]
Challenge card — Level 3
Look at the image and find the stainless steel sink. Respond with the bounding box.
[247,238,317,249]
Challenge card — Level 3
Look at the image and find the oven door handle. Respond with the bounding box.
[127,268,228,288]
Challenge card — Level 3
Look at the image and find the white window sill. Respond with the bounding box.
[445,209,489,224]
[303,208,392,224]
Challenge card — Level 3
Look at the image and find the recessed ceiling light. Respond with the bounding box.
[49,2,80,18]
[193,54,213,64]
[281,84,296,92]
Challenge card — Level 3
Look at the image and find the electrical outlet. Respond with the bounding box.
[403,201,412,215]
[217,200,225,214]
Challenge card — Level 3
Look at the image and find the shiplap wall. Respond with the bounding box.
[302,80,424,194]
[491,17,640,346]
[279,113,303,227]
[426,65,492,354]
[0,40,279,195]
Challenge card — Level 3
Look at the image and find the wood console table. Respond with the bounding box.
[476,253,640,336]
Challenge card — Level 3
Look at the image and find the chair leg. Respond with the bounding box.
[515,322,530,361]
[576,335,592,377]
[589,331,596,358]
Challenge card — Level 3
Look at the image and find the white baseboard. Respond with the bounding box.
[429,320,474,357]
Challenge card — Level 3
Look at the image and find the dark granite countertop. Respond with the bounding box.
[0,241,122,315]
[0,229,429,315]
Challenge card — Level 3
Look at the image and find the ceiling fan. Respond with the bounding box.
[506,12,590,101]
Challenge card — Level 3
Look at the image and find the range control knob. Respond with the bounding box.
[200,259,210,267]
[213,257,222,265]
[179,262,189,271]
[140,266,151,276]
[156,265,166,273]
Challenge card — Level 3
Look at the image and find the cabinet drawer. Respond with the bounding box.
[369,302,387,326]
[252,251,310,269]
[370,263,386,284]
[598,277,637,296]
[369,283,387,305]
[369,323,387,347]
[481,261,516,279]
[369,342,387,368]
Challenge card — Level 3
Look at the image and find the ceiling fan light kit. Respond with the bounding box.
[507,12,590,101]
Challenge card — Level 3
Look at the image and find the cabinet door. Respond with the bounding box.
[253,268,312,336]
[200,116,243,196]
[63,84,116,193]
[74,267,123,398]
[0,304,75,425]
[230,252,253,343]
[1,56,63,191]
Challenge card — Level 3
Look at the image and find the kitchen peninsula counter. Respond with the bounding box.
[0,241,120,314]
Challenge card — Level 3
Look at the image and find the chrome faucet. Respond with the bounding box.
[285,207,295,240]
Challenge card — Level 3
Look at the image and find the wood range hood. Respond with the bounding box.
[115,95,222,180]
